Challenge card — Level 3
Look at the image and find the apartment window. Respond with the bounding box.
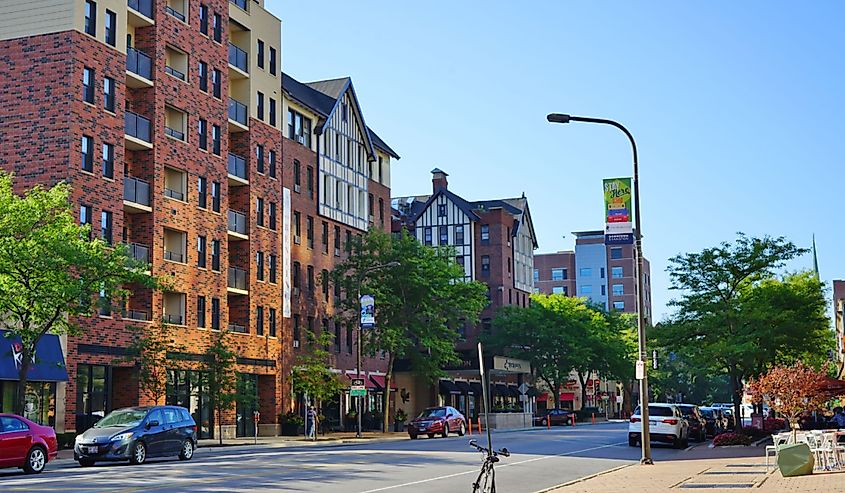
[293,315,301,346]
[212,69,221,98]
[334,322,341,352]
[306,166,314,198]
[198,118,207,150]
[198,61,208,92]
[164,167,186,201]
[341,102,348,122]
[287,109,312,147]
[368,193,374,219]
[613,301,625,310]
[601,285,606,296]
[533,269,539,282]
[256,251,264,281]
[269,308,277,337]
[580,267,592,277]
[99,288,111,316]
[612,266,623,279]
[423,227,432,246]
[102,77,115,112]
[80,205,92,236]
[332,225,339,255]
[610,247,623,260]
[379,198,384,224]
[269,254,277,283]
[82,67,94,104]
[480,224,490,243]
[346,325,352,353]
[438,204,447,217]
[293,211,301,243]
[84,0,96,36]
[293,160,301,192]
[197,235,206,268]
[199,4,208,35]
[196,296,206,328]
[269,47,277,75]
[306,265,314,295]
[211,239,220,271]
[211,297,220,330]
[322,222,330,254]
[600,267,605,279]
[439,226,448,245]
[551,268,565,281]
[211,181,220,212]
[256,145,264,173]
[212,124,221,155]
[164,106,187,142]
[163,292,186,325]
[163,228,187,263]
[269,150,276,178]
[456,256,465,269]
[256,197,264,227]
[100,210,112,244]
[292,261,300,292]
[269,202,277,230]
[166,0,186,22]
[257,92,264,120]
[101,143,114,179]
[269,98,276,126]
[105,10,116,46]
[257,40,264,69]
[481,255,490,275]
[612,284,624,296]
[321,269,329,301]
[581,285,592,295]
[345,230,352,253]
[212,13,222,42]
[455,225,464,245]
[552,286,565,295]
[306,216,314,249]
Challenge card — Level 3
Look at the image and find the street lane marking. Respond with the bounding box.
[357,441,628,493]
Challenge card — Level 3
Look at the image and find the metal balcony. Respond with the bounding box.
[227,153,248,185]
[123,176,151,212]
[125,111,152,149]
[228,43,249,74]
[126,48,153,87]
[228,98,248,129]
[227,210,248,237]
[127,0,154,25]
[126,242,150,263]
[228,267,247,291]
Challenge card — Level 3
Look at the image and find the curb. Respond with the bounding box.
[532,463,634,493]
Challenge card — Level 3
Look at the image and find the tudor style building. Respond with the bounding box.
[391,169,537,420]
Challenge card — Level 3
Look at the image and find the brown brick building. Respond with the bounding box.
[0,0,397,437]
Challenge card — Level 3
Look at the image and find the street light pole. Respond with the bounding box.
[546,113,653,465]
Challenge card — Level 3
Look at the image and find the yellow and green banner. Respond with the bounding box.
[603,177,633,245]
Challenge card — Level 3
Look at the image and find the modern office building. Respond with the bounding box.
[0,0,398,437]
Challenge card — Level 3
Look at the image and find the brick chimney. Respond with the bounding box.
[432,168,448,192]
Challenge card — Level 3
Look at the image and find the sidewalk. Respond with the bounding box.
[548,453,845,492]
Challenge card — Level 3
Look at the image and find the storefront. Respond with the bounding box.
[0,331,68,427]
[166,369,214,439]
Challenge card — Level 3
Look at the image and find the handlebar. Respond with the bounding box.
[469,439,510,457]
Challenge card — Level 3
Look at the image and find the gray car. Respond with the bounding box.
[74,406,197,466]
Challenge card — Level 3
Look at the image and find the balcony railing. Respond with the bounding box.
[164,249,184,263]
[230,0,248,11]
[228,267,247,290]
[128,0,154,19]
[126,47,152,80]
[227,210,247,235]
[228,323,247,333]
[164,65,186,81]
[125,111,151,143]
[164,126,185,141]
[228,43,248,73]
[163,313,184,325]
[227,153,247,180]
[125,309,149,321]
[123,176,150,206]
[228,98,247,126]
[165,6,186,22]
[126,242,150,263]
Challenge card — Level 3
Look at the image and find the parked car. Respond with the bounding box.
[0,414,58,474]
[676,404,707,442]
[533,409,574,426]
[407,406,466,439]
[74,406,197,466]
[628,403,689,449]
[699,406,726,436]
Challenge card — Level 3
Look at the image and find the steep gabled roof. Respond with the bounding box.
[305,77,350,100]
[282,72,336,117]
[368,128,400,159]
[402,189,482,225]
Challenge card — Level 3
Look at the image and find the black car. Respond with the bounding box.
[676,404,707,442]
[74,406,197,466]
[698,407,725,437]
[533,409,574,426]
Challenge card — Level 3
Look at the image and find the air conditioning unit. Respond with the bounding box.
[296,135,306,145]
[294,235,301,244]
[293,287,300,296]
[294,184,301,192]
[293,340,300,348]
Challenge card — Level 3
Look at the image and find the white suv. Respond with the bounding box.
[628,403,689,449]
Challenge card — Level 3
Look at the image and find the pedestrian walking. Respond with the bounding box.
[306,406,319,440]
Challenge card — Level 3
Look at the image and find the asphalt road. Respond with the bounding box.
[0,423,697,493]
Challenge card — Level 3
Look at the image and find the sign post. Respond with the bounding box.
[350,378,366,397]
[478,342,493,457]
[636,360,645,380]
[253,410,260,445]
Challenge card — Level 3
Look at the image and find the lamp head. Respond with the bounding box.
[546,113,571,124]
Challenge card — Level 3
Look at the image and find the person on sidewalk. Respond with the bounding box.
[829,407,845,429]
[306,406,319,440]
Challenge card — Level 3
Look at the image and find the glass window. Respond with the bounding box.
[613,301,625,310]
[269,98,276,126]
[481,255,490,274]
[0,416,29,432]
[197,235,206,268]
[84,0,96,36]
[100,210,112,244]
[552,286,565,295]
[163,407,180,425]
[269,308,277,337]
[533,269,539,282]
[212,69,221,99]
[551,268,565,281]
[600,267,605,279]
[438,204,447,217]
[256,251,264,281]
[197,296,206,328]
[199,4,208,35]
[269,202,276,230]
[256,306,264,336]
[198,61,208,92]
[439,226,448,245]
[601,284,606,296]
[257,91,264,120]
[579,267,592,277]
[211,181,220,212]
[580,285,592,295]
[612,284,624,296]
[256,144,264,173]
[423,227,432,246]
[83,67,94,103]
[211,239,220,271]
[212,124,221,156]
[480,224,489,242]
[455,225,464,245]
[269,149,276,178]
[101,143,113,178]
[269,47,277,75]
[211,297,220,329]
[610,247,623,260]
[612,266,623,279]
[257,39,264,69]
[212,13,222,42]
[105,10,116,46]
[269,254,277,283]
[198,118,207,150]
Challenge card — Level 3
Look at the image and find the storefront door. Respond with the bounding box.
[236,374,258,438]
[76,364,109,432]
[166,369,213,439]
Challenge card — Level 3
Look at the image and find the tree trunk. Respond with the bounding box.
[15,352,32,416]
[554,379,561,410]
[577,371,590,410]
[729,371,743,431]
[382,354,394,434]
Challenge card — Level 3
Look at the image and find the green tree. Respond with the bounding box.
[330,229,488,433]
[0,174,154,415]
[292,329,344,410]
[117,320,187,405]
[202,329,238,445]
[602,310,639,415]
[663,234,831,429]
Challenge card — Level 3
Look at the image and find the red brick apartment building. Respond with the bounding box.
[0,0,397,437]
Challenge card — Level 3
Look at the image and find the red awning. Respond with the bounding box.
[537,392,575,403]
[820,377,845,396]
[369,374,397,391]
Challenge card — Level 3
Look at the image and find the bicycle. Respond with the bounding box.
[469,439,510,493]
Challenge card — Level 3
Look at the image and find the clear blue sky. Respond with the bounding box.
[271,0,845,321]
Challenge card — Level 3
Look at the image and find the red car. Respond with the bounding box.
[0,414,58,474]
[407,406,467,439]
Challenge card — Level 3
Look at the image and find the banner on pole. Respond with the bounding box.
[603,177,634,245]
[360,295,375,328]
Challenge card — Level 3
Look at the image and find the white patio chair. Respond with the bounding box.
[765,433,790,470]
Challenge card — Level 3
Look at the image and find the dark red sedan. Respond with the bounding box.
[407,406,467,439]
[0,414,58,474]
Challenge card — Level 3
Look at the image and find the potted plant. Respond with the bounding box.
[280,411,305,436]
[394,409,408,432]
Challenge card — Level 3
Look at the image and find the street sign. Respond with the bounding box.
[635,360,645,380]
[519,394,529,402]
[518,383,529,395]
[492,356,530,373]
[350,378,366,397]
[360,295,375,328]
